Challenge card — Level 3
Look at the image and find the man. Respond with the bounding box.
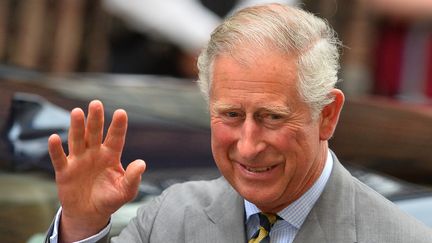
[46,3,432,243]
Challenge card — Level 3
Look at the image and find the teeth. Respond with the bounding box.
[246,166,271,173]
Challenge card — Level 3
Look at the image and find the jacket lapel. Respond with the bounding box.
[185,177,246,243]
[292,210,327,243]
[294,154,357,243]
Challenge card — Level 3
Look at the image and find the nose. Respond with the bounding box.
[236,118,266,161]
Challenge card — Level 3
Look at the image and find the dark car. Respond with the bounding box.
[1,67,431,242]
[0,69,218,242]
[1,70,215,172]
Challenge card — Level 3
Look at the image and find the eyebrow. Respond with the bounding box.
[259,105,291,115]
[210,102,240,114]
[211,102,291,115]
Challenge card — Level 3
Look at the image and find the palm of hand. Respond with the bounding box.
[48,100,146,223]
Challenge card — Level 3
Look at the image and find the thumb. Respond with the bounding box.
[123,159,146,199]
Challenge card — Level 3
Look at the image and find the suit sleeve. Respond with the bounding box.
[44,208,111,243]
[110,189,170,243]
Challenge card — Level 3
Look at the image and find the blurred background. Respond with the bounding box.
[1,0,432,242]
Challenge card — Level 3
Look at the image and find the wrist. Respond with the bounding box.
[59,212,110,243]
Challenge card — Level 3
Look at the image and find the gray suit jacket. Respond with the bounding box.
[47,155,432,242]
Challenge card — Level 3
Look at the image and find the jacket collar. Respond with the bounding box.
[194,177,246,242]
[294,153,357,242]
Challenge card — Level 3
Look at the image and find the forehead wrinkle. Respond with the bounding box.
[213,79,294,96]
[213,82,295,102]
[211,101,241,110]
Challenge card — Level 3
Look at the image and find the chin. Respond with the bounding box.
[247,197,281,213]
[236,184,283,211]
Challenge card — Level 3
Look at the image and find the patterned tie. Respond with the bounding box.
[248,213,279,243]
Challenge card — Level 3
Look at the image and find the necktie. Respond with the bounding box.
[248,213,279,243]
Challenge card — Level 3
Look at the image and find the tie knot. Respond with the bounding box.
[248,213,280,243]
[258,213,278,231]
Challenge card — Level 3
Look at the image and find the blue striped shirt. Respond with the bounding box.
[245,151,333,243]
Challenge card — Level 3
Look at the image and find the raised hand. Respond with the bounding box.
[48,100,146,242]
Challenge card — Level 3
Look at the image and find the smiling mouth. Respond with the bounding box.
[244,165,274,173]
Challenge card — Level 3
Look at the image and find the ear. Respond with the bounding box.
[319,89,345,141]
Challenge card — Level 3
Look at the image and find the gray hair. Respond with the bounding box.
[197,3,341,118]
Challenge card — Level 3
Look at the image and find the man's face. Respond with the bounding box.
[209,50,328,213]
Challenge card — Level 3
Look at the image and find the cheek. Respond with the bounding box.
[286,127,321,170]
[211,123,238,174]
[271,128,312,166]
[211,123,235,167]
[270,128,298,150]
[294,125,321,154]
[279,124,317,148]
[211,123,237,153]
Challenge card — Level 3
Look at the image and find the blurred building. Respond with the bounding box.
[0,0,298,78]
[0,0,109,74]
[304,0,432,103]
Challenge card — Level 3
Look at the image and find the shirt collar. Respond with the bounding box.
[245,150,333,229]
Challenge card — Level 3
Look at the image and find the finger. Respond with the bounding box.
[123,160,146,201]
[48,134,68,172]
[85,100,104,148]
[103,109,128,156]
[68,108,86,155]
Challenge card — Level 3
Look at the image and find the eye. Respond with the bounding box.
[261,113,284,120]
[268,113,283,120]
[259,112,286,126]
[220,110,244,124]
[226,111,239,118]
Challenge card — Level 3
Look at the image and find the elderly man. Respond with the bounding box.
[46,3,432,243]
